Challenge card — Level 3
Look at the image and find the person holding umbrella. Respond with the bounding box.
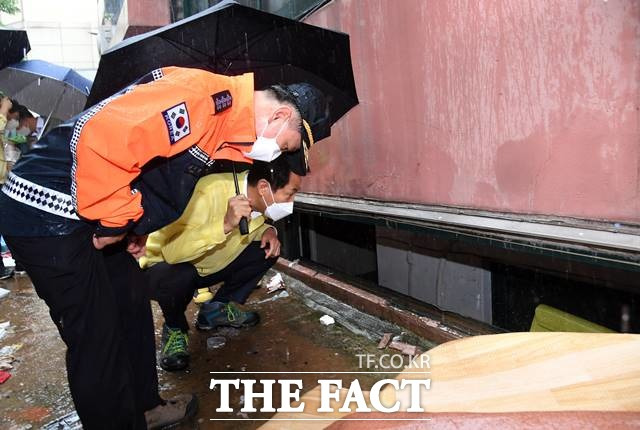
[4,101,43,156]
[12,104,44,141]
[137,82,328,372]
[141,156,302,372]
[0,66,328,429]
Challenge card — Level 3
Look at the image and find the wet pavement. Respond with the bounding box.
[0,270,399,429]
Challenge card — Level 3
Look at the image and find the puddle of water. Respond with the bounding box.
[1,276,399,430]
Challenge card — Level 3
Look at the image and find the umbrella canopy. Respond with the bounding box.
[0,59,92,125]
[87,0,358,129]
[0,29,30,70]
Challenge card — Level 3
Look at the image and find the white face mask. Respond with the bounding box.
[262,184,293,222]
[243,117,289,162]
[16,126,31,137]
[5,119,19,131]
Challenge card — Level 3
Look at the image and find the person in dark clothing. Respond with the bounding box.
[0,66,329,429]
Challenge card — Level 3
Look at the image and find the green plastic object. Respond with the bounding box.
[530,304,615,333]
[7,134,27,144]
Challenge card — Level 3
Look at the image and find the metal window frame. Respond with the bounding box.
[295,193,640,256]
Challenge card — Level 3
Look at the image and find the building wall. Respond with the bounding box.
[98,0,171,52]
[302,0,640,224]
[1,0,100,75]
[128,0,170,27]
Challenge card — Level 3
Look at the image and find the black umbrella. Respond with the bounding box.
[0,29,30,70]
[86,0,358,127]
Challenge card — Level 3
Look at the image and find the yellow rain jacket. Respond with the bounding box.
[140,170,273,276]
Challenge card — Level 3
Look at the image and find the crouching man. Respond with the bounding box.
[140,156,300,371]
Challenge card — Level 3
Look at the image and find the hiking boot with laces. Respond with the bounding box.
[195,301,260,330]
[160,324,189,371]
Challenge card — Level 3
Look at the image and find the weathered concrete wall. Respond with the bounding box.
[303,0,640,223]
[127,0,171,27]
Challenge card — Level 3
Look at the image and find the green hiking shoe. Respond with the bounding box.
[160,324,189,371]
[195,301,260,330]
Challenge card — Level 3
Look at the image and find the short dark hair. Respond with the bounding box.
[266,84,298,106]
[264,85,301,123]
[247,157,292,192]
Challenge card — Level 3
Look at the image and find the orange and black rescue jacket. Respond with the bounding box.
[0,67,256,237]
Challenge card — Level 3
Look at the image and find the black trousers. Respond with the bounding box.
[5,226,162,429]
[146,241,277,331]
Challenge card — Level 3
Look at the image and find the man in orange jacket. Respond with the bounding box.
[0,67,330,429]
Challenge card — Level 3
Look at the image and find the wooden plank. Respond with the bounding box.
[258,387,370,430]
[383,332,640,412]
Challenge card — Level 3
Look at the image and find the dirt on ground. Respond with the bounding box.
[0,271,398,429]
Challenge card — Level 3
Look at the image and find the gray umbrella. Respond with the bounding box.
[0,59,92,133]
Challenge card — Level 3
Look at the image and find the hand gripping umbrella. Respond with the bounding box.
[89,0,358,235]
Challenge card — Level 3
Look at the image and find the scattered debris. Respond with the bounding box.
[2,257,15,268]
[9,424,32,430]
[388,340,422,356]
[0,354,15,370]
[287,259,300,267]
[319,315,335,326]
[254,290,289,304]
[0,370,11,384]
[0,288,9,300]
[206,336,226,350]
[377,333,393,349]
[0,343,22,356]
[0,323,8,342]
[42,410,82,430]
[265,272,285,293]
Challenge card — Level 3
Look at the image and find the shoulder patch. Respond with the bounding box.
[212,90,233,114]
[162,102,191,145]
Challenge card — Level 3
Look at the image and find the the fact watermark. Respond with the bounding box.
[356,353,431,370]
[207,352,431,421]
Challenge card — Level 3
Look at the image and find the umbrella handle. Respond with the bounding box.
[232,162,250,235]
[39,85,68,140]
[239,217,249,235]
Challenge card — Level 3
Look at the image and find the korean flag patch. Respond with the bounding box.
[162,102,191,145]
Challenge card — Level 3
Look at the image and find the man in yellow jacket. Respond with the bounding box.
[140,156,299,371]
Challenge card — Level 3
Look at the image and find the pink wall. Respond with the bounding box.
[303,0,640,223]
[127,0,171,27]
